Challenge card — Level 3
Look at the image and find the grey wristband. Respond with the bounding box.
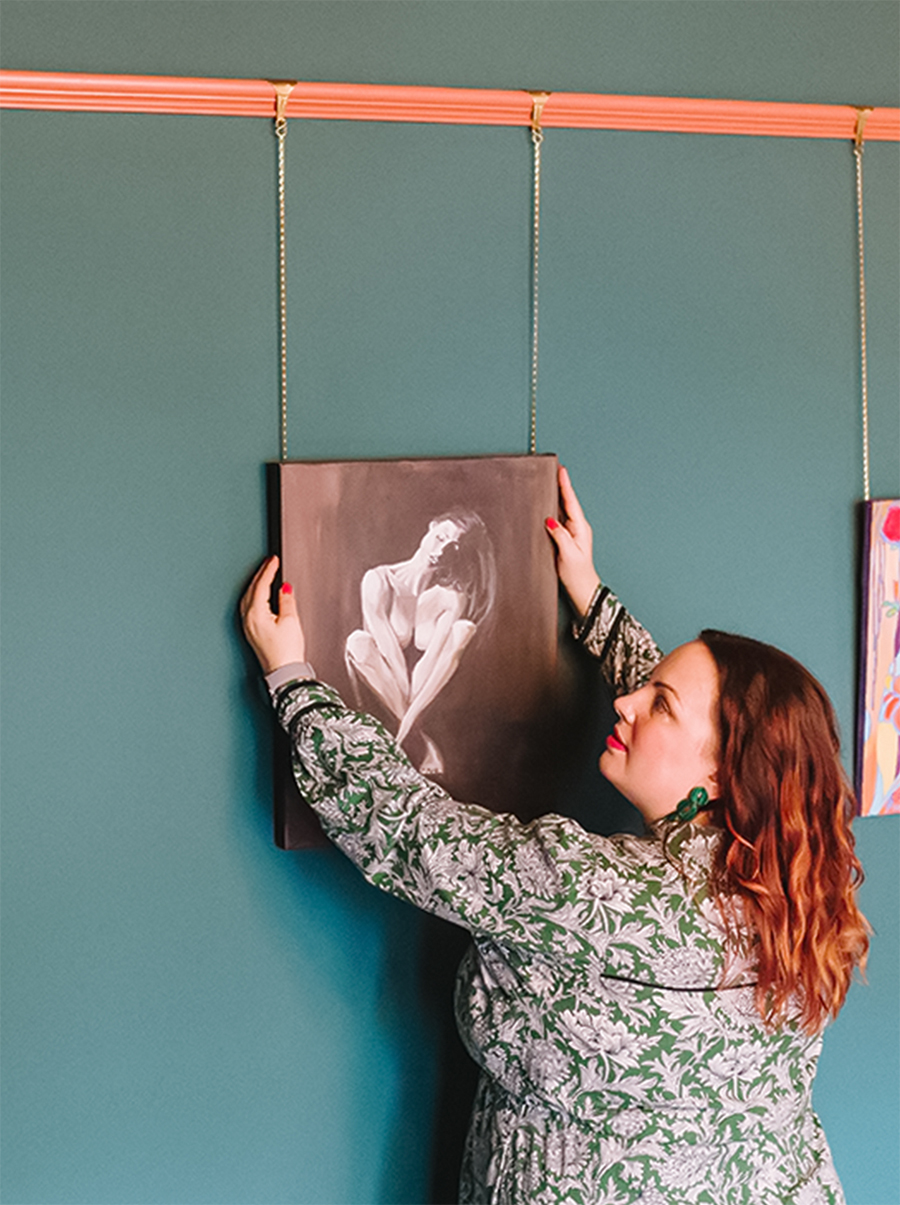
[264,661,318,696]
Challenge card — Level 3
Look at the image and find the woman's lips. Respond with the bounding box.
[606,732,627,753]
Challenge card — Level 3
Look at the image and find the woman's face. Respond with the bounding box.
[420,519,463,564]
[599,640,719,823]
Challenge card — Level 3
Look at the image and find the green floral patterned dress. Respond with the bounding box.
[267,585,844,1205]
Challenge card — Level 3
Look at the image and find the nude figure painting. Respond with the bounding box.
[268,455,560,848]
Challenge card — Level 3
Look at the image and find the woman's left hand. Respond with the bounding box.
[240,556,307,673]
[545,466,601,618]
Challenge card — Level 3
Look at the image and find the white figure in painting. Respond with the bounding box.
[345,511,497,774]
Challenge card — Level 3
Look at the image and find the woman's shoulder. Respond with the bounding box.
[528,813,669,874]
[534,813,723,889]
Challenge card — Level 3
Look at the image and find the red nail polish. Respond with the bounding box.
[282,582,293,595]
[545,517,559,531]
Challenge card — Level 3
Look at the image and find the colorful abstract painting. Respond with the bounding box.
[857,499,900,816]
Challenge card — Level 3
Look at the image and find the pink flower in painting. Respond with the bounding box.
[882,505,900,545]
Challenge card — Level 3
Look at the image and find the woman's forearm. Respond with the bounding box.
[270,676,619,951]
[576,586,662,694]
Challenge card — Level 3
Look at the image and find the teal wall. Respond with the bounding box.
[1,4,898,1203]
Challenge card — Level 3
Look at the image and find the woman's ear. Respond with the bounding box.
[700,759,719,797]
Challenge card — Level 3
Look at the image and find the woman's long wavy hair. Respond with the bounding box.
[697,630,870,1035]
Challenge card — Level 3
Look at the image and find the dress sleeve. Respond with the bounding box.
[269,677,663,957]
[573,583,663,695]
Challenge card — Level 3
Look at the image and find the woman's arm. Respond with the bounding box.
[545,465,601,618]
[545,467,662,694]
[270,673,658,955]
[575,585,662,695]
[241,557,657,953]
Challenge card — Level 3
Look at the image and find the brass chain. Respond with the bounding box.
[276,117,288,461]
[530,126,543,456]
[264,89,874,485]
[854,108,872,502]
[528,93,550,455]
[270,82,296,462]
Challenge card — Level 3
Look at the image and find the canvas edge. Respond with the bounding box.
[854,499,874,815]
[267,462,330,850]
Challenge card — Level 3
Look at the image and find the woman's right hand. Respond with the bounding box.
[240,555,307,674]
[545,466,601,618]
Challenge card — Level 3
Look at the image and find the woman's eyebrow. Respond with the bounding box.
[650,678,680,702]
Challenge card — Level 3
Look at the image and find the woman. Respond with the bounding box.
[241,467,868,1205]
[344,510,497,774]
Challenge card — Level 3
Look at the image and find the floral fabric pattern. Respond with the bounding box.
[574,583,663,694]
[270,584,844,1204]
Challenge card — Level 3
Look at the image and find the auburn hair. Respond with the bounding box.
[697,630,869,1035]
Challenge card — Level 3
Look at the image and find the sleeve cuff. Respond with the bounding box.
[573,582,609,643]
[264,661,318,696]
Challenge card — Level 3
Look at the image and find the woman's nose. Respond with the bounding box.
[614,691,636,723]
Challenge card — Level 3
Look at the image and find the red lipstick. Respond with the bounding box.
[606,732,627,753]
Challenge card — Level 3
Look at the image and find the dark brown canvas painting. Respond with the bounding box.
[268,454,562,848]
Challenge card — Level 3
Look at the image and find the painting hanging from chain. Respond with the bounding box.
[268,454,568,847]
[857,499,900,815]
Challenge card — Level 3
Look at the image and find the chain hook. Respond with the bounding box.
[529,90,550,147]
[271,80,296,138]
[854,105,872,150]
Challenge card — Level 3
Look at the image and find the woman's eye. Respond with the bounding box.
[651,694,669,714]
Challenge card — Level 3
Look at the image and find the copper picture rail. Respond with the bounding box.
[1,70,899,140]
